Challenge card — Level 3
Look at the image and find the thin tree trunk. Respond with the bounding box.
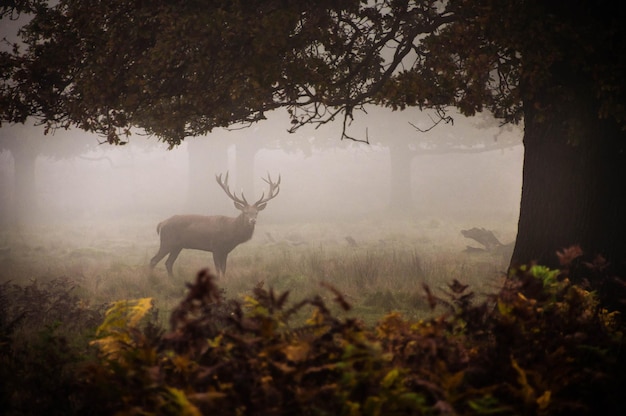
[187,138,230,214]
[11,145,38,224]
[234,141,257,198]
[387,143,413,214]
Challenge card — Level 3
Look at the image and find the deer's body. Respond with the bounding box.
[150,173,279,277]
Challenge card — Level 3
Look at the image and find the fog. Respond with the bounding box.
[1,108,523,247]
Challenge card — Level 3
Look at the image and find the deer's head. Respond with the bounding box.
[216,172,281,226]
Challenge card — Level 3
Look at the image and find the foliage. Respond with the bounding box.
[2,254,625,415]
[0,277,104,334]
[3,1,623,145]
[0,278,106,415]
[83,264,626,414]
[460,262,626,415]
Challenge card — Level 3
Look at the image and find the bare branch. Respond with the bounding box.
[409,108,454,133]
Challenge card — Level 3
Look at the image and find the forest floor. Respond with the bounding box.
[0,214,515,326]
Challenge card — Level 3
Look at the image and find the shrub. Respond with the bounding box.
[80,262,625,415]
[0,278,106,415]
[3,254,625,415]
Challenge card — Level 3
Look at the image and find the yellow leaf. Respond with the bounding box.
[511,356,535,404]
[96,297,153,336]
[164,387,202,416]
[445,370,465,391]
[381,368,400,389]
[497,299,513,316]
[172,355,195,373]
[536,390,551,410]
[90,298,154,359]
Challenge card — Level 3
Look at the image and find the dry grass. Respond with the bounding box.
[0,215,513,325]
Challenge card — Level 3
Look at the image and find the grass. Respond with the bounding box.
[5,216,626,416]
[0,215,513,326]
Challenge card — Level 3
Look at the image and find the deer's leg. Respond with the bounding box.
[213,251,228,278]
[149,247,169,269]
[164,247,182,277]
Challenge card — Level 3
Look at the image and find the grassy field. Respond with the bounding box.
[0,215,514,326]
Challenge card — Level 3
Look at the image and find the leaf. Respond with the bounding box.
[95,297,153,336]
[444,370,465,392]
[163,387,202,416]
[284,341,310,363]
[468,395,511,415]
[497,299,513,316]
[536,390,551,411]
[380,368,400,389]
[510,356,535,405]
[90,298,153,358]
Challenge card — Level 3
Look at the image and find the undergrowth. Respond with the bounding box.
[0,278,107,415]
[1,249,625,415]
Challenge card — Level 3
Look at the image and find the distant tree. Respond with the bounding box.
[185,137,231,214]
[356,108,521,213]
[207,110,339,212]
[229,111,342,195]
[0,123,94,225]
[1,1,625,274]
[185,117,316,215]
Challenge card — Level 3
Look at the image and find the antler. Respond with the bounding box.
[254,173,281,207]
[215,172,248,205]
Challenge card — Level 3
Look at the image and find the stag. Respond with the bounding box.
[150,172,280,277]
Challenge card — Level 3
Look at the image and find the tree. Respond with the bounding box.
[358,107,521,213]
[185,113,319,215]
[1,1,625,273]
[185,137,231,213]
[0,122,95,225]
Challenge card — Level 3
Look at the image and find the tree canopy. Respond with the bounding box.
[2,1,624,142]
[3,0,623,145]
[2,0,626,145]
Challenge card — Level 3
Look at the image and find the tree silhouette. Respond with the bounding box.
[0,123,95,225]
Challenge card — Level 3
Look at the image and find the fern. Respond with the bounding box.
[90,297,153,359]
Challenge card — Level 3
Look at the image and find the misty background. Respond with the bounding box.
[1,108,522,247]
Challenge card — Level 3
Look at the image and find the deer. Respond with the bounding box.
[149,172,280,278]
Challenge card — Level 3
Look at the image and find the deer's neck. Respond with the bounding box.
[233,214,255,242]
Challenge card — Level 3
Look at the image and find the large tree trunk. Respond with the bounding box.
[511,67,626,274]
